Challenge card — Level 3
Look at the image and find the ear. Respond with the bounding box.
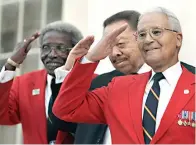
[176,33,183,49]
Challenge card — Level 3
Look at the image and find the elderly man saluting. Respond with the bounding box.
[0,21,91,144]
[53,7,195,144]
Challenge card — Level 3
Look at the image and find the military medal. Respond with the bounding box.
[178,119,183,125]
[177,112,183,126]
[178,111,195,127]
[187,111,191,126]
[191,112,196,127]
[182,110,189,126]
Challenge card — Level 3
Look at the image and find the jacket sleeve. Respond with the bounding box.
[50,112,77,133]
[0,76,20,125]
[51,74,98,133]
[53,59,112,124]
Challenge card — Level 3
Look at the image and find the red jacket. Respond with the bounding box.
[53,60,195,144]
[0,69,73,144]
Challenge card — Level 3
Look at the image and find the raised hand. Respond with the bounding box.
[64,35,94,70]
[85,24,128,62]
[5,32,40,70]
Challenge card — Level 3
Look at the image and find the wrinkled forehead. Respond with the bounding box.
[137,12,170,31]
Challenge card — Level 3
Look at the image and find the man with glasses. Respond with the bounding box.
[0,21,84,144]
[53,7,195,144]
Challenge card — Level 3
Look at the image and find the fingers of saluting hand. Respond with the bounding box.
[75,35,94,50]
[106,24,128,40]
[23,32,40,53]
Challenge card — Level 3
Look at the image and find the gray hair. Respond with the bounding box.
[39,21,83,46]
[139,7,182,33]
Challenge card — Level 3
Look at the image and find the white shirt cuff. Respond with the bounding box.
[54,66,71,83]
[81,56,95,64]
[0,66,16,83]
[54,56,95,83]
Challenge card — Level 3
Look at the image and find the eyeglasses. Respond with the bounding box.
[41,43,72,55]
[134,27,178,42]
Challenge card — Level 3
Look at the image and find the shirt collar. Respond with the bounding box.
[137,63,152,74]
[47,74,53,86]
[150,61,182,86]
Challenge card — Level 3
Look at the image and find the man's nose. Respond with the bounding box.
[48,48,58,57]
[144,33,154,44]
[112,46,122,57]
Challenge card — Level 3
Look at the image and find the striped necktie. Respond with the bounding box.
[143,72,165,144]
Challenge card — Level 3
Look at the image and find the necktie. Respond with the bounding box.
[47,78,62,143]
[143,72,164,144]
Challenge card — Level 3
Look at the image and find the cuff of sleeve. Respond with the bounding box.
[54,66,71,84]
[0,66,16,83]
[81,56,96,64]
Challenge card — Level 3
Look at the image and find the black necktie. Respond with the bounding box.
[47,78,62,143]
[143,72,165,144]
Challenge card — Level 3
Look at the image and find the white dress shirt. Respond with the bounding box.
[142,61,182,131]
[0,66,70,118]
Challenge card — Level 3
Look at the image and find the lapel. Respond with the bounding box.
[152,66,195,144]
[30,69,48,143]
[128,72,151,144]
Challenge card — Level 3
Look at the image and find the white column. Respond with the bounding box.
[62,0,89,36]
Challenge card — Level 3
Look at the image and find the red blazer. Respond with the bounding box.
[53,60,195,144]
[0,69,73,144]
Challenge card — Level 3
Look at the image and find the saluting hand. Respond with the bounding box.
[5,32,40,71]
[64,35,94,70]
[85,24,128,62]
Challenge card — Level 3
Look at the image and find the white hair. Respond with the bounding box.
[39,21,83,46]
[139,7,182,33]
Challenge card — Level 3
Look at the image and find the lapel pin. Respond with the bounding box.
[32,89,40,96]
[184,89,189,94]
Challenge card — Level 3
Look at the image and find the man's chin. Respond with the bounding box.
[116,67,130,75]
[47,70,55,77]
[46,67,59,77]
[45,65,63,75]
[145,57,161,67]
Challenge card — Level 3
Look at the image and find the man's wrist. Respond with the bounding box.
[7,58,20,68]
[64,56,75,71]
[85,53,96,62]
[5,62,16,71]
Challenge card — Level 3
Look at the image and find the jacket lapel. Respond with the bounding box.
[128,72,151,144]
[152,66,195,143]
[30,70,48,143]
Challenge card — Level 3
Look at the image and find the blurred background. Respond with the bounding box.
[0,0,195,143]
